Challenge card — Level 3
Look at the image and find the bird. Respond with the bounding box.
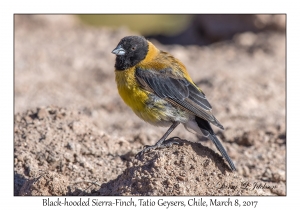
[112,35,236,171]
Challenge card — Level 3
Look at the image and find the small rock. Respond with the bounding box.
[235,131,257,146]
[177,176,185,181]
[271,172,282,183]
[242,166,250,177]
[37,108,48,120]
[24,116,33,124]
[270,184,286,195]
[70,121,86,135]
[262,168,272,181]
[15,114,21,123]
[63,152,74,162]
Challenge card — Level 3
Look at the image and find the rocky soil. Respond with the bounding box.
[14,15,286,196]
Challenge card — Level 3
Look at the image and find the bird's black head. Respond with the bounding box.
[112,36,149,70]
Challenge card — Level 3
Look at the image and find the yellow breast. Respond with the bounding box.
[115,67,161,124]
[115,67,146,109]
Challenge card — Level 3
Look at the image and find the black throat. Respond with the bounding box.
[114,38,149,71]
[115,49,148,70]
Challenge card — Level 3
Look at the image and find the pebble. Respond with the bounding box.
[63,152,73,162]
[243,166,250,177]
[24,116,33,124]
[37,108,48,120]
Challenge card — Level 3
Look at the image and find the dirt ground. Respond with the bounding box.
[14,15,286,196]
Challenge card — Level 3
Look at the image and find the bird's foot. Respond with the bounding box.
[136,137,181,158]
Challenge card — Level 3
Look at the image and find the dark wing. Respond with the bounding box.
[135,67,224,130]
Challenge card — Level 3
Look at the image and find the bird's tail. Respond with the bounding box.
[195,116,236,171]
[207,134,236,171]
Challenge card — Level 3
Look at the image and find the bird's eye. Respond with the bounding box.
[131,47,136,51]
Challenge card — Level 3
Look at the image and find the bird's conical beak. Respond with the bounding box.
[112,45,126,55]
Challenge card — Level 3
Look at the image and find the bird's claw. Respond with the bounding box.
[160,139,180,148]
[135,137,181,159]
[135,145,156,158]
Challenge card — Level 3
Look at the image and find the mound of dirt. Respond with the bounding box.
[14,106,130,195]
[15,106,279,196]
[98,140,265,196]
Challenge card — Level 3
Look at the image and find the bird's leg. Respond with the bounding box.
[136,121,180,157]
